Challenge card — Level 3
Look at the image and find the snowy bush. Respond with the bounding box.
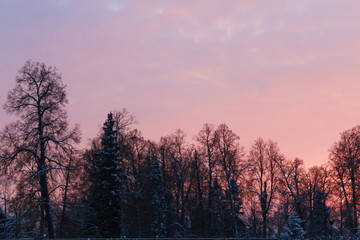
[279,212,306,240]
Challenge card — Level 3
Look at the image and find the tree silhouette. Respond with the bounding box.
[0,60,79,238]
[86,113,124,237]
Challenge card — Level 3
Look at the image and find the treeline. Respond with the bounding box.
[0,61,359,239]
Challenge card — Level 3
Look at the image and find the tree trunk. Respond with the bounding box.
[39,161,55,238]
[227,181,239,238]
[60,163,72,237]
[262,209,267,238]
[261,182,268,238]
[350,167,358,234]
[39,120,55,238]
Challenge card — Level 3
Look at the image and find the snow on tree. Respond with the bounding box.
[221,178,246,237]
[214,124,246,237]
[0,207,5,237]
[308,189,334,237]
[208,177,226,237]
[315,190,332,227]
[87,113,124,237]
[149,157,168,238]
[0,60,80,238]
[280,211,306,240]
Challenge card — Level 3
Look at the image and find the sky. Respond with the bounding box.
[1,0,360,167]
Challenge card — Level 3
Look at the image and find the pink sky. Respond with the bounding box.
[1,0,360,167]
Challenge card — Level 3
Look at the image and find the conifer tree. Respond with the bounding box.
[308,189,333,237]
[149,157,168,238]
[225,179,245,237]
[280,212,306,240]
[208,177,226,237]
[87,113,123,237]
[0,207,6,238]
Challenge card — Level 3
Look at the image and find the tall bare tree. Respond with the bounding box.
[306,165,333,237]
[214,124,246,237]
[330,125,360,234]
[0,60,80,238]
[160,129,191,235]
[275,157,307,222]
[195,123,218,234]
[248,138,281,238]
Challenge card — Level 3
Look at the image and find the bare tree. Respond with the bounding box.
[112,108,137,139]
[195,123,218,234]
[0,60,80,238]
[330,125,360,234]
[188,148,207,236]
[214,124,246,237]
[248,138,281,238]
[306,165,333,237]
[160,129,192,235]
[275,157,307,222]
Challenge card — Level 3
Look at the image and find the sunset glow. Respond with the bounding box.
[1,0,360,167]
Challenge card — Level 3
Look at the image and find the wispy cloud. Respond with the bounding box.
[1,0,360,167]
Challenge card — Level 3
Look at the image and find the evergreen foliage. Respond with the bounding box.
[87,113,123,237]
[225,179,245,237]
[149,157,168,238]
[308,189,334,237]
[280,212,306,240]
[208,177,226,236]
[0,208,5,238]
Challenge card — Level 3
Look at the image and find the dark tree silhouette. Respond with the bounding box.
[86,113,124,237]
[0,60,80,238]
[0,207,6,238]
[214,124,246,237]
[195,123,218,236]
[209,177,226,237]
[276,158,307,223]
[330,125,360,234]
[307,166,334,237]
[160,129,191,236]
[149,157,169,238]
[189,149,207,237]
[248,138,281,238]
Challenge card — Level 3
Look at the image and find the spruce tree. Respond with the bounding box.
[149,157,168,238]
[308,190,333,237]
[225,179,245,237]
[87,113,123,237]
[280,212,306,240]
[0,207,6,238]
[208,177,226,237]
